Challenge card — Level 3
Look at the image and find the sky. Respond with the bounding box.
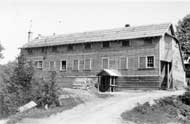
[0,0,190,64]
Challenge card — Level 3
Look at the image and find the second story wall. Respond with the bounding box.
[22,37,160,77]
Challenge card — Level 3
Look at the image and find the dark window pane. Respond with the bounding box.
[102,42,110,48]
[122,40,130,47]
[84,43,91,49]
[147,56,154,68]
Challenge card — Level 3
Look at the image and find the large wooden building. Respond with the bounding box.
[21,23,186,91]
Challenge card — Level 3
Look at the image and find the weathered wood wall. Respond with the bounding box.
[22,37,161,88]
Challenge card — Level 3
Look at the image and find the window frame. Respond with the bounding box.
[34,60,43,69]
[119,56,128,70]
[146,56,155,68]
[84,58,92,70]
[67,45,73,51]
[72,59,79,71]
[102,57,109,69]
[138,55,155,69]
[122,40,130,47]
[49,61,56,71]
[102,42,110,48]
[60,60,67,71]
[84,43,91,50]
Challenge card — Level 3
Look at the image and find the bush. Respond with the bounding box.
[179,91,190,106]
[31,71,61,108]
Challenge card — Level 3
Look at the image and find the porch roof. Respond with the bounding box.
[97,69,122,77]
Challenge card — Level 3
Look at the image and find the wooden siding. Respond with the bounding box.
[23,38,160,78]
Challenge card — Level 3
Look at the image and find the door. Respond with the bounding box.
[99,76,110,92]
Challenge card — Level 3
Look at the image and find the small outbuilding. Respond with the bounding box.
[97,69,121,92]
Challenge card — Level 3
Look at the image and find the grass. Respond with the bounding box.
[6,96,84,124]
[121,96,190,124]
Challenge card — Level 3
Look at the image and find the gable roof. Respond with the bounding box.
[22,23,172,48]
[97,69,122,77]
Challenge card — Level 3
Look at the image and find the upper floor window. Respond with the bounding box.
[139,56,154,69]
[122,40,130,47]
[73,59,79,71]
[41,47,47,53]
[52,46,58,52]
[35,60,43,69]
[60,60,67,71]
[102,42,110,48]
[102,57,109,69]
[67,45,73,51]
[84,43,91,49]
[28,49,33,55]
[144,37,153,46]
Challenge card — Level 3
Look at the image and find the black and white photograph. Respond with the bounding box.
[0,0,190,124]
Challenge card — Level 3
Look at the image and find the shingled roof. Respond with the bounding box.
[22,23,172,48]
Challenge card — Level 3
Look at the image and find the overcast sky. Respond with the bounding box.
[0,0,190,64]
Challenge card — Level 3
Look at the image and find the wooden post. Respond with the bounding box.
[98,76,100,92]
[110,77,111,92]
[167,63,170,89]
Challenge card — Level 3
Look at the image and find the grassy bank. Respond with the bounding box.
[121,93,190,124]
[6,88,113,124]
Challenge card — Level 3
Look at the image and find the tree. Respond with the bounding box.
[1,54,34,115]
[176,14,190,58]
[0,43,4,59]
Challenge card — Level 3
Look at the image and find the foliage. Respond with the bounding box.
[0,54,34,116]
[176,14,190,58]
[31,71,61,108]
[0,43,4,59]
[0,55,61,118]
[179,91,190,106]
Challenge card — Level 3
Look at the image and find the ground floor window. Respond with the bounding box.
[147,56,154,68]
[102,57,109,69]
[35,60,43,69]
[49,61,56,71]
[60,60,67,71]
[119,57,128,69]
[139,56,154,68]
[73,59,79,70]
[84,59,91,70]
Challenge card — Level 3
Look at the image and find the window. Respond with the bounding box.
[67,45,73,51]
[109,59,116,69]
[41,47,47,53]
[73,59,79,70]
[28,49,33,55]
[120,57,128,69]
[79,60,84,70]
[122,40,130,47]
[147,56,154,68]
[35,60,43,69]
[49,61,55,71]
[144,38,153,46]
[139,57,146,69]
[52,46,58,52]
[102,42,110,48]
[84,59,91,70]
[139,56,154,69]
[102,57,109,69]
[84,43,91,49]
[60,60,67,71]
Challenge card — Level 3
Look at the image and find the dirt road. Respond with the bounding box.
[18,90,184,124]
